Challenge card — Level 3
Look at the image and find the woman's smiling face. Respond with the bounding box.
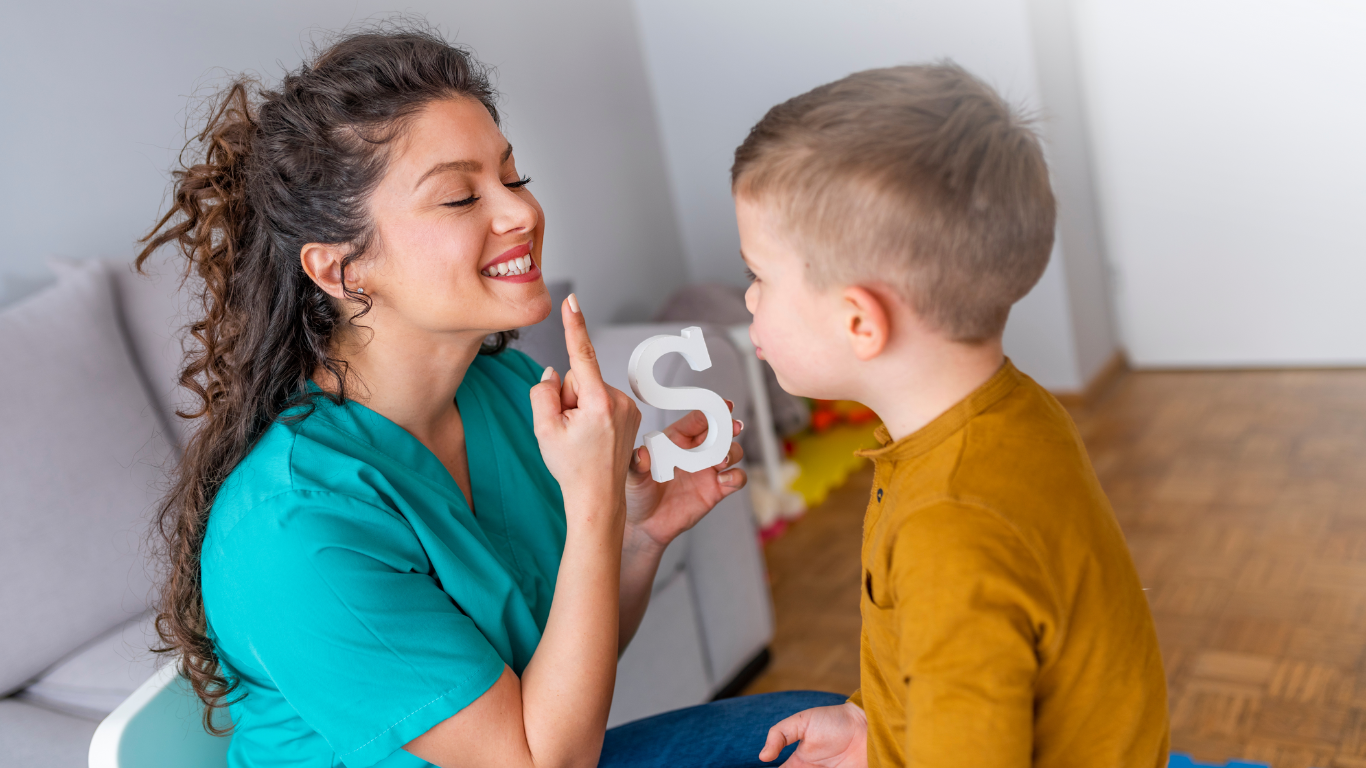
[359,96,551,338]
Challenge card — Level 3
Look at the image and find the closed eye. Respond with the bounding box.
[443,176,530,208]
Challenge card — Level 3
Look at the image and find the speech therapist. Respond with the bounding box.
[141,22,843,768]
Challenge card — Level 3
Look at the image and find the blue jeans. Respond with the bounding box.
[598,691,848,768]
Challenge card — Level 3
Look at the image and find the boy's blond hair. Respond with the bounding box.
[732,63,1056,342]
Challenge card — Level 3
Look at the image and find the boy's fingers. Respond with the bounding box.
[758,729,788,762]
[561,294,606,396]
[759,713,807,762]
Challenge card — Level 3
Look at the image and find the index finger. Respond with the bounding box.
[759,713,805,762]
[561,293,606,392]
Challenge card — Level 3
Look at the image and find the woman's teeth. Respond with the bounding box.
[482,254,535,277]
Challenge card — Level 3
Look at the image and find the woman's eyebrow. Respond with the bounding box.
[413,144,516,191]
[415,159,479,190]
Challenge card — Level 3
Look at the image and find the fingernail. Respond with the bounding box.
[735,419,744,432]
[567,293,580,313]
[541,366,554,382]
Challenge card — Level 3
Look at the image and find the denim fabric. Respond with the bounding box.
[599,691,848,768]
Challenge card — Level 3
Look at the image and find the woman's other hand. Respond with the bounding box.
[529,295,641,521]
[624,403,747,550]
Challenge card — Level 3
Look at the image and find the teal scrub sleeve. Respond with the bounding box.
[216,490,506,768]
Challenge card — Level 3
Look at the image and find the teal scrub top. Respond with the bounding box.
[201,349,566,768]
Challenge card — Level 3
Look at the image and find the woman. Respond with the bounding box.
[142,25,842,768]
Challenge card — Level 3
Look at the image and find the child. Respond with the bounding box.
[737,65,1169,767]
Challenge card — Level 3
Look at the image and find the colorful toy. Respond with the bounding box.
[808,399,877,433]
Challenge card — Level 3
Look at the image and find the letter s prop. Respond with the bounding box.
[627,327,732,483]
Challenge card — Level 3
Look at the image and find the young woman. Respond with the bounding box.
[143,25,841,768]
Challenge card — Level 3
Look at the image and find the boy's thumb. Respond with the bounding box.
[529,367,563,436]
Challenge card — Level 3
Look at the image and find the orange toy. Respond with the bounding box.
[809,400,877,433]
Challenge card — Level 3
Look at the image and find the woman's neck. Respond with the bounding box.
[321,324,488,445]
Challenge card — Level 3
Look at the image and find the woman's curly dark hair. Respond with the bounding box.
[136,24,513,734]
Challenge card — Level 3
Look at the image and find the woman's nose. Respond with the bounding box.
[490,186,539,235]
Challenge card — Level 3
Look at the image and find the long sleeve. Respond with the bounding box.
[879,501,1059,768]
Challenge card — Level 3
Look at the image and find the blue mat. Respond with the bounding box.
[1169,754,1269,768]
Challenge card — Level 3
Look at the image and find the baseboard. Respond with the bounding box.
[710,647,772,701]
[1052,350,1128,409]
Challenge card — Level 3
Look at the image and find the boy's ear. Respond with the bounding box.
[300,243,358,300]
[842,285,891,362]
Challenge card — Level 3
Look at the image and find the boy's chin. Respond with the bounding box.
[769,364,842,401]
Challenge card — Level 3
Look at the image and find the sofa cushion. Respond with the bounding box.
[0,260,173,696]
[0,698,100,768]
[107,254,198,450]
[16,611,162,720]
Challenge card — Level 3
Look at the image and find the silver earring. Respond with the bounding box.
[356,287,365,294]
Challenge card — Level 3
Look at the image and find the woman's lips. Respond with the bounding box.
[487,262,541,283]
[480,241,539,282]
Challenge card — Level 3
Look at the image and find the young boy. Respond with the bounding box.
[739,65,1169,767]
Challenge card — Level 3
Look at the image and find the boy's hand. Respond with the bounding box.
[760,703,868,767]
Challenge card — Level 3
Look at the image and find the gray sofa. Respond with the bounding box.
[0,259,772,765]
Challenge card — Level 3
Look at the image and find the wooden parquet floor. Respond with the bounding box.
[741,369,1366,768]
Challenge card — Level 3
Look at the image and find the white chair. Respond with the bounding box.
[88,663,230,768]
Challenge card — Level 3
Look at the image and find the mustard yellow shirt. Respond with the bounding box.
[848,360,1168,768]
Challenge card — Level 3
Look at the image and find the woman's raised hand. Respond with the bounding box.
[529,295,641,519]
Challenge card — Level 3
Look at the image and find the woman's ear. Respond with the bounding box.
[842,285,891,361]
[300,243,357,299]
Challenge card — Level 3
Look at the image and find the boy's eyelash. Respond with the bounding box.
[744,267,758,282]
[443,177,532,208]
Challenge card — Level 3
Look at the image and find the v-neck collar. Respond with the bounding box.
[301,379,484,518]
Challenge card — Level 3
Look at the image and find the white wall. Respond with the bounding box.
[1072,0,1366,367]
[631,0,1115,390]
[0,0,687,323]
[1027,0,1121,383]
